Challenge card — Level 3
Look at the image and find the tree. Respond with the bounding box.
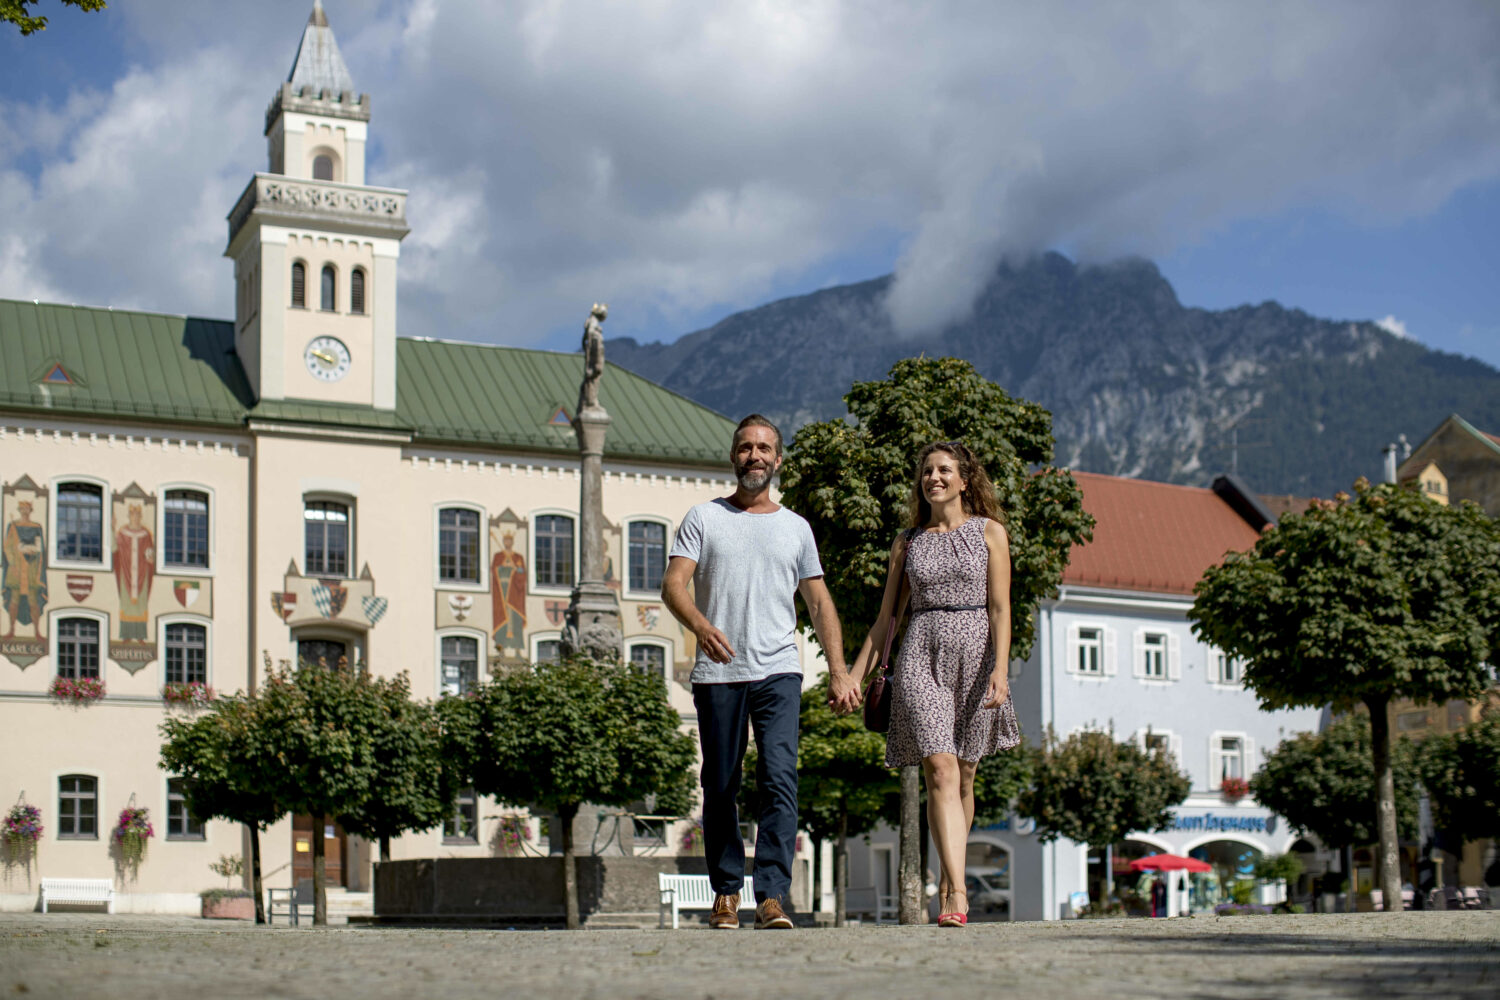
[254,658,389,926]
[334,673,457,862]
[779,356,1093,920]
[1249,714,1419,910]
[972,747,1035,828]
[1017,727,1190,902]
[1416,710,1500,846]
[454,658,697,929]
[1191,480,1500,907]
[744,676,900,925]
[2,0,104,35]
[159,694,284,924]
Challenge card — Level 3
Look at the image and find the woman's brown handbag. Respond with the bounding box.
[863,531,913,733]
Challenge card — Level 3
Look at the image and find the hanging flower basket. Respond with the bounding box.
[50,677,105,703]
[162,681,215,706]
[1221,777,1250,801]
[679,817,705,856]
[113,807,154,868]
[497,814,533,856]
[4,804,42,860]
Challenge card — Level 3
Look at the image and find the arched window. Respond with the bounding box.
[320,265,336,311]
[163,489,210,568]
[350,267,366,315]
[313,154,334,181]
[304,499,351,576]
[437,507,480,583]
[291,262,306,308]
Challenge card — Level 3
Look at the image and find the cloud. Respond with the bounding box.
[1375,315,1410,339]
[2,0,1499,347]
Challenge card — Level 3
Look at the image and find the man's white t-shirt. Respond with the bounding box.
[669,498,824,684]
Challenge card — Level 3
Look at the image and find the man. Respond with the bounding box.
[662,414,859,930]
[2,499,47,638]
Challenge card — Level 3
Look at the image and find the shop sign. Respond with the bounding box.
[1165,812,1278,835]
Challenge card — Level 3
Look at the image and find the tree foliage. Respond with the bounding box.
[972,747,1035,828]
[449,658,697,928]
[1416,710,1500,843]
[1017,727,1190,849]
[334,673,458,861]
[2,0,104,35]
[1249,713,1419,849]
[1191,479,1500,905]
[779,356,1093,662]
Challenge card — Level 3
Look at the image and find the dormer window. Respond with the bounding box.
[321,265,336,311]
[313,154,334,181]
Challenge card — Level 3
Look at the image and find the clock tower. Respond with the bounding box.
[226,1,408,409]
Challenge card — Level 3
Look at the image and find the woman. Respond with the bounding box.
[850,441,1022,926]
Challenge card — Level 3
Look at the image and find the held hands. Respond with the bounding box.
[826,668,862,716]
[695,624,736,665]
[982,668,1010,709]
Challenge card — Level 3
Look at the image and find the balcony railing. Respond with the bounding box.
[228,173,409,243]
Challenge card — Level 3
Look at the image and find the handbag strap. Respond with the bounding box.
[879,530,915,667]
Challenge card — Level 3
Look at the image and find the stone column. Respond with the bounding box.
[561,309,624,663]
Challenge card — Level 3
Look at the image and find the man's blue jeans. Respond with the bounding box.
[692,672,801,904]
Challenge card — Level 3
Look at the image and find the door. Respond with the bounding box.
[292,814,348,886]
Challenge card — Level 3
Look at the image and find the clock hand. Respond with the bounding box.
[312,350,336,365]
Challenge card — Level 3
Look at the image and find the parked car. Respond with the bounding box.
[965,866,1011,916]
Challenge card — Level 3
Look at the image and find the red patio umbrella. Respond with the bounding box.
[1128,853,1213,873]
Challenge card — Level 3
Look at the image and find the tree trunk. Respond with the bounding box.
[312,815,327,926]
[834,807,848,928]
[899,765,923,924]
[1343,843,1355,913]
[811,836,823,912]
[1366,695,1402,911]
[559,803,580,930]
[380,835,391,863]
[250,824,266,925]
[1104,842,1115,904]
[917,780,930,911]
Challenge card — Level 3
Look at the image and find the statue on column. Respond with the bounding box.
[578,303,607,415]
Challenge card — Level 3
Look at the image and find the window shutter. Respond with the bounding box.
[1066,624,1079,674]
[1243,736,1257,777]
[1208,735,1222,785]
[1132,629,1146,678]
[1167,633,1182,680]
[292,262,305,307]
[1103,627,1118,676]
[1208,650,1219,684]
[1170,734,1184,769]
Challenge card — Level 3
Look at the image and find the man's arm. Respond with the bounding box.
[661,555,734,664]
[798,576,857,712]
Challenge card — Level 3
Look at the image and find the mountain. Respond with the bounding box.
[606,253,1500,498]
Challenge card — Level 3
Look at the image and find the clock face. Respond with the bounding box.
[304,336,352,382]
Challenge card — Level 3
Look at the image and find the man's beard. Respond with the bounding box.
[736,463,773,491]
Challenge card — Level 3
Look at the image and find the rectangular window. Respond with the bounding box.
[166,778,205,840]
[1076,627,1102,674]
[58,775,97,838]
[1213,651,1241,685]
[534,515,574,588]
[627,521,667,592]
[438,508,481,584]
[56,483,103,561]
[304,500,350,577]
[57,618,101,679]
[297,638,349,671]
[629,643,666,679]
[163,490,210,568]
[441,635,479,696]
[444,788,478,842]
[165,623,207,684]
[1217,737,1244,781]
[1143,731,1170,755]
[535,639,562,665]
[1142,633,1166,678]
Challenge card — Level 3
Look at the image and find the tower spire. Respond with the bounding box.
[287,1,354,96]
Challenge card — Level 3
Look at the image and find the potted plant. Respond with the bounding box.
[49,676,105,703]
[496,814,533,857]
[112,806,153,872]
[201,854,253,919]
[1220,776,1250,801]
[163,681,215,707]
[3,803,42,864]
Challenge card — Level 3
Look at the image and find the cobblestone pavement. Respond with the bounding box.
[1,911,1496,1000]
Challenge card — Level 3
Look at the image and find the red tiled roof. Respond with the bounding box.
[1062,472,1262,596]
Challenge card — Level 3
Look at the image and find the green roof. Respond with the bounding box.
[0,299,734,467]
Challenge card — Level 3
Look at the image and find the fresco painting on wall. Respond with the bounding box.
[275,561,385,630]
[1,476,48,667]
[489,509,527,664]
[109,483,157,671]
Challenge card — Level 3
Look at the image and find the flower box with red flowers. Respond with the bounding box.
[49,677,105,703]
[163,681,215,706]
[1220,777,1250,801]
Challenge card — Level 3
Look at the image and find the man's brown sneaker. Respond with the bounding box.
[754,896,794,929]
[709,892,740,929]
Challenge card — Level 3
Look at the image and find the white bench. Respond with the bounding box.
[658,874,755,929]
[41,878,114,914]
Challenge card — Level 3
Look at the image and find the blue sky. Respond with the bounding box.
[2,1,1497,371]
